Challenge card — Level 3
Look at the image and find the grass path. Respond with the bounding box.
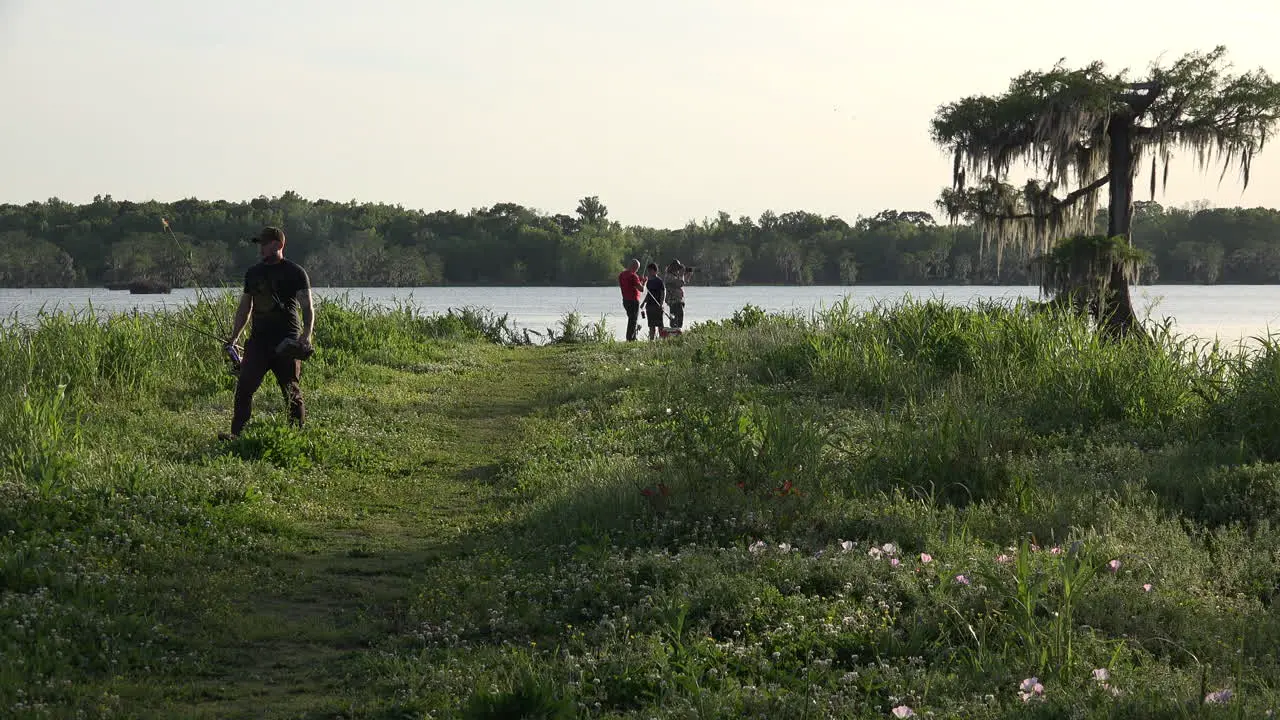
[151,344,577,719]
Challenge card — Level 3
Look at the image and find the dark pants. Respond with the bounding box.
[669,302,684,329]
[622,299,640,341]
[645,302,663,329]
[231,337,304,435]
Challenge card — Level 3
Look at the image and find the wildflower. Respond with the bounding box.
[1049,546,1063,555]
[891,706,915,718]
[1107,559,1121,573]
[840,540,854,552]
[1018,677,1045,703]
[1142,583,1152,592]
[1092,669,1121,696]
[954,574,970,585]
[868,547,884,560]
[748,541,766,554]
[890,558,900,568]
[778,543,792,553]
[920,553,933,564]
[882,543,897,554]
[1205,689,1232,704]
[996,554,1012,564]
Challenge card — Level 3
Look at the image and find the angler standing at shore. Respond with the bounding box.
[665,259,690,330]
[221,226,315,440]
[617,258,645,342]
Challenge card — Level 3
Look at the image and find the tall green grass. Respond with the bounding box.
[0,295,534,487]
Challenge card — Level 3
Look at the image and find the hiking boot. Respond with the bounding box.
[218,432,238,442]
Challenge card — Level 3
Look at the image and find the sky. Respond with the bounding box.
[1,0,1278,228]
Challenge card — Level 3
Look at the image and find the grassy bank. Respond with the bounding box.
[2,296,1279,717]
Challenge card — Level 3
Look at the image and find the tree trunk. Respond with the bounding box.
[1101,113,1143,339]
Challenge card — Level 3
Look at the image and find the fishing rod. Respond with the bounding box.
[168,317,229,345]
[159,218,243,372]
[638,288,676,325]
[166,317,245,370]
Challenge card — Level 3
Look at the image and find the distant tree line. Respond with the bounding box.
[1,192,1278,288]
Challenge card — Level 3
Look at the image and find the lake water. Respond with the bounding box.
[3,285,1280,345]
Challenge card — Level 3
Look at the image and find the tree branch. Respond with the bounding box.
[1121,81,1163,114]
[983,175,1111,222]
[1058,174,1112,207]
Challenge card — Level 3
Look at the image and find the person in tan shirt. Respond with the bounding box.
[665,259,692,329]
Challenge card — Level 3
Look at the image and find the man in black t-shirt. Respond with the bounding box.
[221,226,315,439]
[643,263,665,340]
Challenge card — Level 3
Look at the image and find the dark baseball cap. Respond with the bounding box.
[247,226,286,244]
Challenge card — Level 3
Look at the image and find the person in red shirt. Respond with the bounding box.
[617,258,645,341]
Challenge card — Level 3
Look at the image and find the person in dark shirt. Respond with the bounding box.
[221,226,315,439]
[643,263,665,340]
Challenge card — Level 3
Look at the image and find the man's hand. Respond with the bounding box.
[229,293,252,346]
[297,287,314,348]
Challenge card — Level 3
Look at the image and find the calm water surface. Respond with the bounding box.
[3,285,1280,345]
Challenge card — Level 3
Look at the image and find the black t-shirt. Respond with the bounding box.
[645,275,665,306]
[243,258,310,343]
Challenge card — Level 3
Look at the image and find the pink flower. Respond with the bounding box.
[1107,559,1121,573]
[890,558,901,568]
[996,554,1012,564]
[1142,583,1153,592]
[954,574,970,585]
[1205,689,1232,704]
[1092,668,1121,696]
[891,706,915,718]
[920,553,933,564]
[1018,677,1045,702]
[1049,545,1063,555]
